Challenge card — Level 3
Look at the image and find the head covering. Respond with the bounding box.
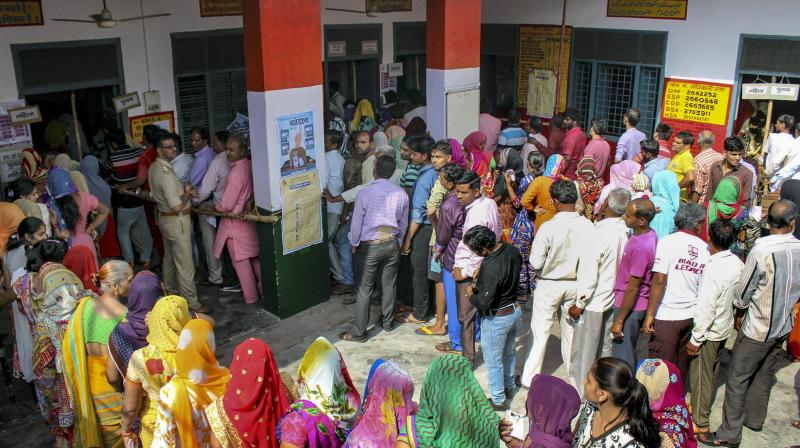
[352,99,376,132]
[526,375,580,448]
[296,337,360,422]
[80,155,111,212]
[119,271,161,348]
[63,245,99,293]
[708,175,743,226]
[463,131,490,176]
[372,131,389,150]
[650,170,681,238]
[47,166,76,200]
[632,173,650,193]
[53,153,74,171]
[780,179,800,239]
[406,117,427,137]
[361,358,386,405]
[21,148,47,185]
[34,262,84,374]
[170,319,231,448]
[576,156,604,208]
[415,354,500,447]
[347,360,416,448]
[543,154,566,180]
[0,203,25,256]
[217,338,289,448]
[635,359,697,448]
[449,138,467,168]
[146,295,191,353]
[594,160,642,215]
[385,125,406,169]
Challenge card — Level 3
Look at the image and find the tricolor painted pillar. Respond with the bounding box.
[425,0,482,140]
[243,0,328,317]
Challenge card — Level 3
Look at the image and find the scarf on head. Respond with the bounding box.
[708,175,743,223]
[117,271,161,348]
[80,156,111,233]
[632,173,650,193]
[146,295,191,354]
[0,203,25,255]
[352,99,376,132]
[361,358,385,406]
[594,160,642,215]
[211,338,289,448]
[63,244,98,293]
[449,139,468,168]
[526,375,580,448]
[576,156,604,206]
[464,131,489,176]
[37,262,84,375]
[21,148,47,185]
[544,154,566,180]
[635,359,697,448]
[650,170,681,238]
[780,179,800,239]
[46,166,77,236]
[372,131,389,150]
[385,126,406,169]
[347,360,416,448]
[414,354,500,447]
[296,337,360,423]
[170,319,230,448]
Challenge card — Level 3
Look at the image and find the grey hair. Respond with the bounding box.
[698,131,715,148]
[93,260,133,295]
[607,188,632,216]
[674,203,706,230]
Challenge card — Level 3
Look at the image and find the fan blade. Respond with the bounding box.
[50,18,97,23]
[90,14,102,21]
[118,13,171,22]
[325,7,366,14]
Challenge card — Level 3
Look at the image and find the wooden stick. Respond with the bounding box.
[70,92,83,161]
[553,0,568,116]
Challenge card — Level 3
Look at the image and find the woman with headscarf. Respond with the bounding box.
[11,176,53,237]
[385,125,406,169]
[345,360,416,448]
[21,147,48,190]
[81,155,122,259]
[47,166,109,259]
[152,319,230,448]
[0,201,25,256]
[594,160,641,217]
[277,337,360,448]
[63,244,99,292]
[635,359,697,448]
[781,180,800,363]
[13,238,82,447]
[120,296,192,447]
[463,131,491,177]
[650,170,681,239]
[396,354,501,447]
[206,338,290,448]
[500,374,581,448]
[447,138,467,169]
[520,154,563,237]
[702,175,745,242]
[351,99,376,132]
[53,153,90,193]
[631,173,652,200]
[574,156,605,221]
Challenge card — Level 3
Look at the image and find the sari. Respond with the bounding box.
[509,172,537,297]
[703,175,744,241]
[345,360,416,448]
[351,99,376,132]
[650,171,681,239]
[397,354,500,447]
[525,375,580,448]
[463,131,490,176]
[152,319,230,448]
[278,337,360,448]
[63,244,99,293]
[126,296,191,447]
[635,359,697,448]
[80,156,111,235]
[0,202,24,256]
[22,147,48,186]
[108,271,161,378]
[594,160,641,216]
[575,156,604,221]
[206,338,290,448]
[63,295,126,448]
[54,153,90,193]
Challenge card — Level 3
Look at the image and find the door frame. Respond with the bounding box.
[323,24,383,106]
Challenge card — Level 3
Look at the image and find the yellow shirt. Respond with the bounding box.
[668,148,694,201]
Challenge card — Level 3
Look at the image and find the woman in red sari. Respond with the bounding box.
[462,131,491,177]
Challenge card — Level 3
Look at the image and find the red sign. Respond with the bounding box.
[659,77,733,155]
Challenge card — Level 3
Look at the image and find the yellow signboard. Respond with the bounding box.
[516,25,572,112]
[128,111,175,144]
[280,170,323,255]
[199,0,241,17]
[0,1,43,27]
[366,0,412,12]
[607,0,687,20]
[661,79,731,126]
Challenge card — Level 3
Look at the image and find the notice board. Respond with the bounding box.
[516,25,572,113]
[606,0,687,20]
[447,87,480,143]
[366,0,412,13]
[0,0,43,27]
[199,0,241,17]
[659,78,733,153]
[128,111,175,144]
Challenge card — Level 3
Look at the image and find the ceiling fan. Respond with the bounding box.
[326,6,381,17]
[50,0,170,28]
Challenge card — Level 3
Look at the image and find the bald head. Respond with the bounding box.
[698,130,715,149]
[623,198,656,232]
[767,199,797,233]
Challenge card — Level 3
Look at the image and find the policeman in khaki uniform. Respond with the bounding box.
[148,133,209,312]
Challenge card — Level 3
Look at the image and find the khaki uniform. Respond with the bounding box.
[148,158,199,307]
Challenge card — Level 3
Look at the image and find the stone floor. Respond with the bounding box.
[2,286,799,447]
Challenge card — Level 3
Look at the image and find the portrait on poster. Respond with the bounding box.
[277,111,316,178]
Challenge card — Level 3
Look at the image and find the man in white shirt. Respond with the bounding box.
[520,180,595,387]
[643,203,710,380]
[686,219,744,434]
[325,130,347,291]
[764,114,797,179]
[568,188,631,396]
[170,132,195,184]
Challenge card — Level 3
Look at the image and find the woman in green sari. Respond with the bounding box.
[702,175,745,242]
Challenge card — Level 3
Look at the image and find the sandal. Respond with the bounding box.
[338,331,368,343]
[416,326,447,336]
[792,419,800,430]
[394,312,428,324]
[435,342,461,354]
[696,432,739,447]
[395,305,413,314]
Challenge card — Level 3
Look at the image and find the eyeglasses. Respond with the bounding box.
[159,144,177,150]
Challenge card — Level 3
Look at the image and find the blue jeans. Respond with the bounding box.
[481,306,522,405]
[443,269,461,351]
[334,219,354,285]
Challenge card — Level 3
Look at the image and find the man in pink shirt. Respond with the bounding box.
[584,119,611,178]
[479,98,502,154]
[560,108,588,180]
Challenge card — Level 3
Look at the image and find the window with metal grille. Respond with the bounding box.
[569,29,666,139]
[172,31,247,147]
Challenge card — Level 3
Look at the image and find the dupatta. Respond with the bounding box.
[108,271,162,376]
[526,375,580,448]
[635,359,697,448]
[296,337,360,423]
[464,131,490,176]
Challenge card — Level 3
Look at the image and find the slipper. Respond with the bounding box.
[416,326,447,336]
[435,342,461,354]
[394,312,428,324]
[697,432,739,447]
[339,331,367,343]
[792,419,800,430]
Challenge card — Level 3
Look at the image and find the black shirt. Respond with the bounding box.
[469,243,522,314]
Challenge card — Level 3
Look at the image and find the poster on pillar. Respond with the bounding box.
[280,170,323,255]
[516,25,572,113]
[659,77,733,154]
[277,111,317,178]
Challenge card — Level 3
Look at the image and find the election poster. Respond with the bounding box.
[280,170,323,255]
[277,111,316,178]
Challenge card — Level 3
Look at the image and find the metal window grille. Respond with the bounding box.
[636,66,662,137]
[595,64,634,136]
[571,61,592,123]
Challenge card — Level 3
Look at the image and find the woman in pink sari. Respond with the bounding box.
[593,160,641,216]
[463,131,491,176]
[635,358,697,448]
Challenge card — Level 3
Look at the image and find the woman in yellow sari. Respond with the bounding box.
[151,319,230,448]
[63,260,133,448]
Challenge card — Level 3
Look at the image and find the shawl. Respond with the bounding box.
[449,139,468,168]
[169,319,231,448]
[464,131,490,176]
[780,179,800,239]
[651,170,681,238]
[46,166,77,234]
[526,375,580,448]
[146,295,192,354]
[21,147,47,185]
[296,337,360,423]
[352,99,376,132]
[575,156,604,206]
[405,117,427,137]
[108,271,161,375]
[414,354,500,447]
[79,156,111,235]
[0,202,24,256]
[346,360,416,448]
[594,160,641,215]
[63,244,98,293]
[35,262,84,374]
[211,338,289,448]
[385,125,406,169]
[708,176,743,225]
[372,131,389,151]
[361,358,385,406]
[635,359,697,448]
[544,154,566,180]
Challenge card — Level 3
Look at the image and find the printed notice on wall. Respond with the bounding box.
[280,170,323,255]
[527,70,557,119]
[0,145,22,183]
[659,78,733,153]
[278,111,316,178]
[366,0,412,13]
[516,25,572,113]
[0,100,32,147]
[199,0,241,17]
[0,1,44,27]
[606,0,687,20]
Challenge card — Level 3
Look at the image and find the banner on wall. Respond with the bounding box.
[278,111,316,178]
[659,78,733,153]
[0,100,33,148]
[516,25,572,113]
[0,0,43,27]
[128,111,175,144]
[280,170,323,255]
[606,0,687,20]
[366,0,412,13]
[199,0,241,17]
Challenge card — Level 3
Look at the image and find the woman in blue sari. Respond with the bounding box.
[650,170,681,238]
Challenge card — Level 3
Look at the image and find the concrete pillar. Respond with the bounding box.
[425,0,482,140]
[243,0,328,317]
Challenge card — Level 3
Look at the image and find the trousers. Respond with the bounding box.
[457,279,478,364]
[689,339,725,428]
[197,212,223,284]
[158,214,199,308]
[327,212,345,282]
[409,225,433,321]
[116,206,153,263]
[334,219,354,285]
[611,308,646,369]
[227,239,261,303]
[569,308,613,397]
[443,268,461,351]
[482,306,522,405]
[353,239,400,336]
[648,318,694,380]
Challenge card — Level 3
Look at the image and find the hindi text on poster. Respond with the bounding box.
[128,111,175,144]
[606,0,687,20]
[661,79,731,126]
[0,1,43,27]
[366,0,412,13]
[199,0,241,17]
[280,170,323,255]
[516,25,572,113]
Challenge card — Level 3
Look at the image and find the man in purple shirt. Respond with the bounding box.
[610,198,658,368]
[615,108,647,163]
[340,156,409,342]
[188,127,216,188]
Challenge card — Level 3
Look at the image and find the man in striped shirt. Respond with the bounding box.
[708,199,800,446]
